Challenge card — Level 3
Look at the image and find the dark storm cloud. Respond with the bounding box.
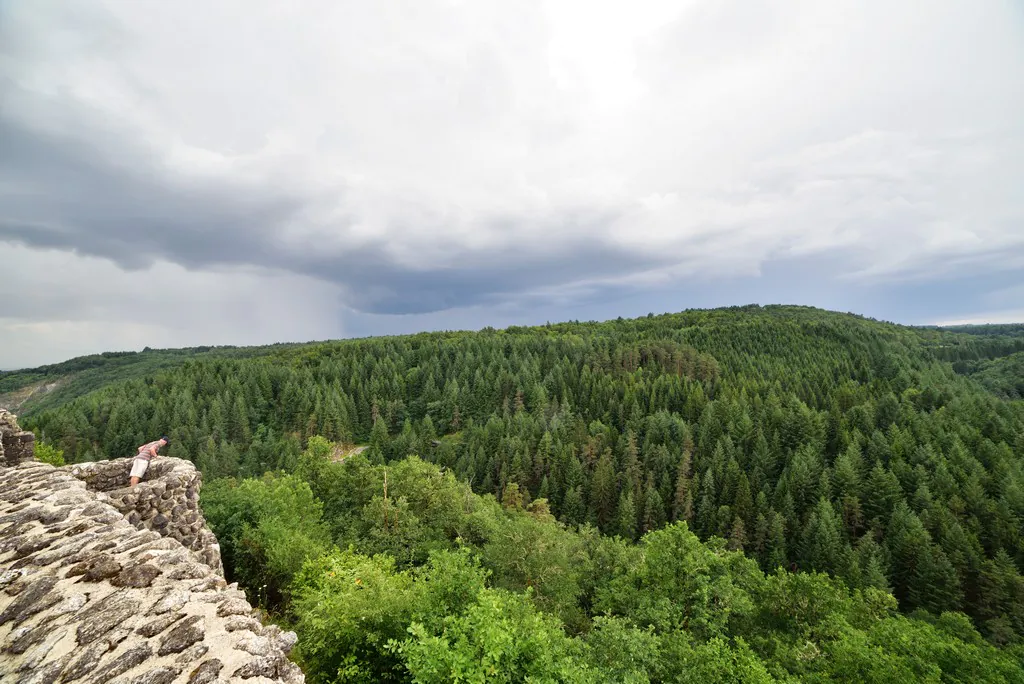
[0,114,302,269]
[0,109,671,315]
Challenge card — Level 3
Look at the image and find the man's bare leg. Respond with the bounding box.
[130,476,140,487]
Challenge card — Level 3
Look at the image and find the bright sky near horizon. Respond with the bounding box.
[2,0,1023,368]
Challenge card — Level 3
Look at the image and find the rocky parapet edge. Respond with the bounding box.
[0,412,304,684]
[65,458,223,575]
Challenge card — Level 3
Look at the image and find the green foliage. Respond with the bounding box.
[582,617,660,684]
[595,522,760,638]
[34,440,65,466]
[216,447,1024,683]
[959,351,1024,399]
[479,505,588,629]
[292,549,418,683]
[660,635,777,684]
[1,343,297,415]
[202,473,332,608]
[399,588,592,683]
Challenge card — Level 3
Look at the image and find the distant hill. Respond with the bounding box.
[0,342,307,414]
[4,305,1021,417]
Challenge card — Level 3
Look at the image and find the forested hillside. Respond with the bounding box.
[9,305,1024,681]
[0,342,303,414]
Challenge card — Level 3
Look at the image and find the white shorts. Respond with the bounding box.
[130,458,150,479]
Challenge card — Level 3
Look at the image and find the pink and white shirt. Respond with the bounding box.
[135,440,163,461]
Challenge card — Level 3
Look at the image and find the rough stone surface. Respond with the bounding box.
[61,638,114,681]
[235,633,272,656]
[76,594,141,645]
[82,556,124,582]
[174,643,209,665]
[150,589,191,616]
[0,411,304,684]
[18,653,74,684]
[65,457,222,573]
[112,665,181,684]
[233,656,279,680]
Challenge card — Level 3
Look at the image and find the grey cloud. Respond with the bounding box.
[0,114,303,269]
[0,108,663,315]
[1,0,1022,366]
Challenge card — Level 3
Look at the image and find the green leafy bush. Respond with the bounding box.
[34,441,65,466]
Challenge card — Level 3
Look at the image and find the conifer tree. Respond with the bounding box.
[616,491,637,541]
[672,451,694,522]
[561,486,585,527]
[727,517,747,551]
[766,512,788,570]
[641,481,666,535]
[590,450,618,531]
[800,497,847,575]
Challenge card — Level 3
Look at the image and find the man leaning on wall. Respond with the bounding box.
[130,436,168,486]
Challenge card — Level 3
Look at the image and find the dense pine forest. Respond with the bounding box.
[4,305,1024,682]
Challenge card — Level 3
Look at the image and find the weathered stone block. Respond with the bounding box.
[111,562,161,588]
[174,642,210,664]
[16,652,72,684]
[224,615,264,633]
[76,594,140,645]
[60,639,112,682]
[236,633,273,655]
[82,556,123,582]
[234,656,281,679]
[8,623,63,654]
[148,588,190,615]
[187,659,223,684]
[216,597,251,617]
[14,535,55,558]
[0,574,59,626]
[275,630,298,655]
[113,665,181,684]
[166,562,208,580]
[137,611,186,637]
[157,614,205,655]
[87,643,153,684]
[50,592,87,617]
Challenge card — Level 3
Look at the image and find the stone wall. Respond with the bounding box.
[0,410,305,684]
[1,409,36,467]
[65,459,223,574]
[0,460,304,684]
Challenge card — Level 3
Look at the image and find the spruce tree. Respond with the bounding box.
[616,491,638,541]
[799,497,846,574]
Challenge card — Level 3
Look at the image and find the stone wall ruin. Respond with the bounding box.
[66,458,223,574]
[0,411,305,684]
[0,409,36,467]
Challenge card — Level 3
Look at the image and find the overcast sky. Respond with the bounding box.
[2,1,1023,369]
